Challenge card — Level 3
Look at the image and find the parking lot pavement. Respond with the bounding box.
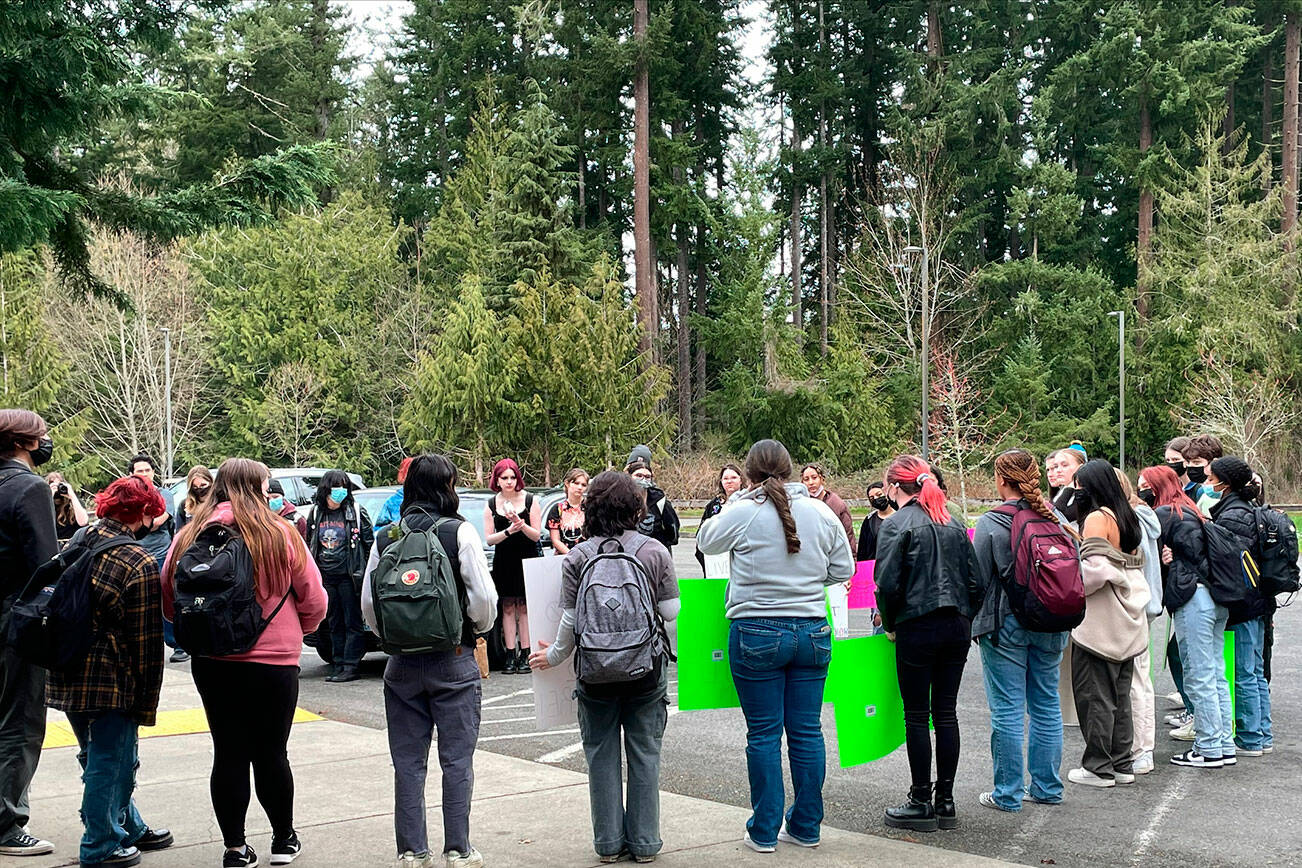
[293,545,1302,868]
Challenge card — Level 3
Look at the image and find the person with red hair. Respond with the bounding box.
[483,459,541,674]
[47,476,175,866]
[1138,464,1234,769]
[375,457,416,534]
[874,455,984,832]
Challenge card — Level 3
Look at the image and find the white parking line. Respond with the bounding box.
[538,707,679,764]
[480,716,538,725]
[482,688,533,706]
[479,728,579,743]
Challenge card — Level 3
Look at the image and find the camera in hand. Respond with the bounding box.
[57,483,68,495]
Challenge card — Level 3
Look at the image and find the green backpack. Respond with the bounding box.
[370,514,464,654]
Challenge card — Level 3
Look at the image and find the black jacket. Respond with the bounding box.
[375,502,478,647]
[856,511,886,561]
[874,500,984,632]
[1155,505,1209,614]
[637,485,680,550]
[0,459,58,613]
[307,501,374,582]
[1211,491,1271,622]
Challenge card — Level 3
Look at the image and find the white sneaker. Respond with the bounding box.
[1164,711,1192,727]
[1067,767,1115,788]
[1170,749,1224,768]
[742,832,775,854]
[776,826,819,848]
[1170,721,1196,741]
[397,852,435,868]
[1164,691,1185,708]
[1133,751,1154,775]
[1114,771,1136,784]
[446,848,484,868]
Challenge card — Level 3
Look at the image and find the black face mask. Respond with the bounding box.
[1166,461,1186,479]
[869,495,890,511]
[30,437,53,467]
[1186,465,1207,485]
[1138,489,1156,507]
[133,524,152,540]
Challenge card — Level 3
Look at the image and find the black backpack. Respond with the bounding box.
[1200,517,1254,607]
[8,532,134,671]
[1253,506,1301,596]
[173,524,293,656]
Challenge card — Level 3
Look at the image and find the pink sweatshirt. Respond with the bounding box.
[161,502,328,667]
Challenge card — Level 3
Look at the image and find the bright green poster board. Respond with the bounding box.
[1225,630,1235,714]
[676,579,739,710]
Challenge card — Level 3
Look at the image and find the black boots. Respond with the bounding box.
[934,779,957,830]
[884,784,939,832]
[517,647,533,674]
[503,650,518,675]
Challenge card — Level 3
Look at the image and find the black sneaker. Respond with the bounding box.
[270,832,301,865]
[326,665,359,683]
[81,846,141,867]
[0,832,55,855]
[1170,749,1223,768]
[223,845,259,867]
[169,649,190,663]
[134,828,174,851]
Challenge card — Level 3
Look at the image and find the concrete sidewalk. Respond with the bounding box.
[22,668,1016,868]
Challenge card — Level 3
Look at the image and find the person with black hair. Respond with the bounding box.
[1208,456,1273,757]
[625,459,680,554]
[856,481,894,562]
[530,471,679,864]
[698,440,854,852]
[266,479,307,540]
[1065,459,1150,789]
[0,409,58,857]
[306,470,374,683]
[362,455,497,868]
[126,454,175,566]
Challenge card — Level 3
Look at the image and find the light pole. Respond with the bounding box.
[903,244,929,461]
[160,327,173,479]
[1107,310,1125,469]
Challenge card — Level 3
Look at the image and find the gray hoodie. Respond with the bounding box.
[1135,503,1163,619]
[697,482,855,620]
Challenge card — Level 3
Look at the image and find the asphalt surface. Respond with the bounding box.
[292,547,1302,868]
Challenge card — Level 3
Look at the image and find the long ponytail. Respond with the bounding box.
[745,439,801,554]
[885,454,950,524]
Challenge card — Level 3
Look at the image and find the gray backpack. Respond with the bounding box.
[573,535,667,683]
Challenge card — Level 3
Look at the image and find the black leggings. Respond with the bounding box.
[894,610,971,791]
[192,657,299,847]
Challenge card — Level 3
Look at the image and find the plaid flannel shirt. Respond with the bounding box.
[46,519,165,725]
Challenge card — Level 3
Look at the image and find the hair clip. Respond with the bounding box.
[916,473,930,483]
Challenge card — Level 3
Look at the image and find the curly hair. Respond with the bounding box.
[95,476,166,525]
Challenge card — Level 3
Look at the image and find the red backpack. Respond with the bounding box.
[992,503,1086,632]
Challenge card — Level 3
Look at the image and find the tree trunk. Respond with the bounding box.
[927,2,943,63]
[694,221,707,447]
[1137,93,1153,325]
[1264,47,1274,190]
[1223,81,1236,152]
[676,225,691,446]
[633,0,657,361]
[311,0,334,203]
[577,151,586,229]
[1284,12,1299,239]
[818,0,829,356]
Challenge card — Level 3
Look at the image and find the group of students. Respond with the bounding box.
[0,400,1291,867]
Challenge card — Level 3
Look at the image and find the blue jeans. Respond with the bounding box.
[576,667,669,859]
[1233,617,1273,751]
[729,617,831,847]
[323,573,365,666]
[978,615,1069,810]
[1171,587,1233,757]
[66,711,148,863]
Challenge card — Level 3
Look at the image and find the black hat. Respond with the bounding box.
[1210,456,1253,493]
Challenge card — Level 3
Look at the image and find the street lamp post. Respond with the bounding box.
[1107,310,1125,469]
[903,244,929,461]
[160,327,173,479]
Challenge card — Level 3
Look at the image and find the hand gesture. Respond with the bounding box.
[529,639,551,671]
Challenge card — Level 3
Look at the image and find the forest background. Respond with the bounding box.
[4,0,1302,503]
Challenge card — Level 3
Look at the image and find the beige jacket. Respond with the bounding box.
[1071,536,1150,663]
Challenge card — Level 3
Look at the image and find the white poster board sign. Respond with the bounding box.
[703,552,731,580]
[826,583,849,640]
[523,556,578,730]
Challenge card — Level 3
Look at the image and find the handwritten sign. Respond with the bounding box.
[523,557,578,730]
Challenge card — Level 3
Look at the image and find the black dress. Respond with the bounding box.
[489,492,539,599]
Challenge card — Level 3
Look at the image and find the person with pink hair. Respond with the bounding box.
[483,459,542,674]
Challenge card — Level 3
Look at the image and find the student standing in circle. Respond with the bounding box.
[625,460,680,554]
[175,465,214,532]
[856,481,895,561]
[800,463,856,554]
[161,458,327,868]
[361,455,498,868]
[306,472,374,683]
[698,439,854,852]
[530,471,679,864]
[484,459,541,674]
[545,468,589,556]
[694,463,744,572]
[874,455,984,832]
[1066,459,1149,789]
[45,471,89,543]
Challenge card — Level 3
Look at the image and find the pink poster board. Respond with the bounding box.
[968,527,976,541]
[848,560,876,609]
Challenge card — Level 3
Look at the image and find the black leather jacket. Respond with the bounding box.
[1155,505,1208,614]
[0,459,58,612]
[874,500,984,632]
[1211,491,1271,623]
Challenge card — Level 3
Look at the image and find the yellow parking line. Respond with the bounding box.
[42,707,323,750]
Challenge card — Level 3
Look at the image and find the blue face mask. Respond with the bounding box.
[329,486,348,504]
[268,496,285,512]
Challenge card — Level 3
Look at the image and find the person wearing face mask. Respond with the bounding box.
[695,463,744,572]
[624,459,680,554]
[1049,444,1089,524]
[45,471,89,543]
[800,464,856,554]
[46,476,175,868]
[266,479,307,540]
[1181,435,1223,516]
[857,481,895,561]
[175,465,214,533]
[306,471,374,683]
[1159,436,1196,726]
[0,410,59,857]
